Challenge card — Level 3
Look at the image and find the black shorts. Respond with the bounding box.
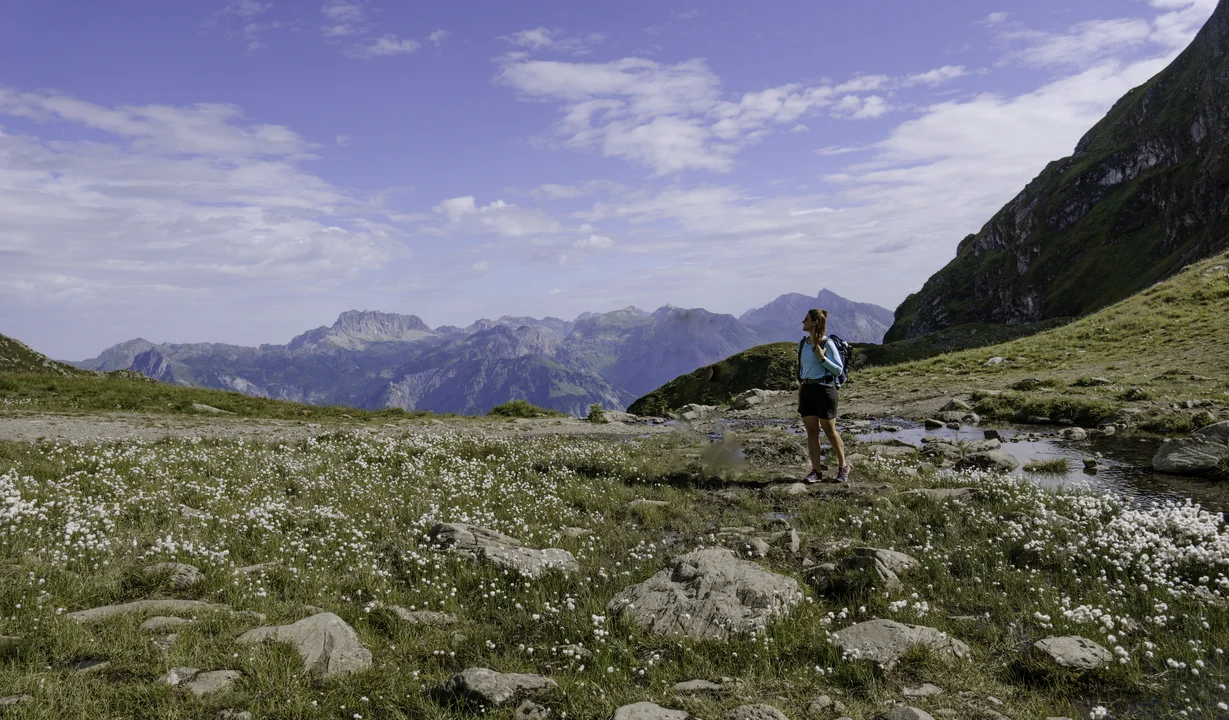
[798,384,839,419]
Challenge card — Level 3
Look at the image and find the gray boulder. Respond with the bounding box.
[439,667,557,708]
[384,606,456,625]
[942,399,972,412]
[1152,421,1229,475]
[235,612,371,681]
[68,599,260,623]
[184,670,242,697]
[141,616,192,632]
[1059,427,1088,441]
[830,619,970,668]
[808,555,902,595]
[613,703,689,720]
[958,449,1020,472]
[429,523,578,578]
[144,562,204,589]
[1029,636,1111,670]
[902,683,944,697]
[608,548,801,641]
[729,705,790,720]
[852,547,919,575]
[673,679,723,693]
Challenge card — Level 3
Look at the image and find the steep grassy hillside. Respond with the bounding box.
[0,334,89,376]
[627,342,797,416]
[888,0,1229,341]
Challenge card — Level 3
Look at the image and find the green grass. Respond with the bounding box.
[854,319,1071,368]
[585,404,608,424]
[628,343,797,416]
[0,334,87,376]
[971,391,1120,427]
[1024,459,1071,474]
[0,431,1224,718]
[0,371,429,422]
[486,400,566,418]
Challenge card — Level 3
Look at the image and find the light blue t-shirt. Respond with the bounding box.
[800,336,844,381]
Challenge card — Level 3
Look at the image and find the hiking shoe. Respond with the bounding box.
[823,465,850,484]
[804,469,822,484]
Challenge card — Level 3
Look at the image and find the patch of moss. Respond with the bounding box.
[973,392,1119,427]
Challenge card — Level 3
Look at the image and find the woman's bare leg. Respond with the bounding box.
[803,415,823,473]
[818,417,846,470]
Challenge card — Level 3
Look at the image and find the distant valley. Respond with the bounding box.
[70,291,893,416]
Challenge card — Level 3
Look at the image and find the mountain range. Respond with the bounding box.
[70,290,892,416]
[886,0,1229,341]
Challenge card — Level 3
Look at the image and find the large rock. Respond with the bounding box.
[942,399,972,412]
[830,619,970,668]
[67,599,258,623]
[1029,636,1112,670]
[144,562,204,589]
[608,548,801,641]
[1152,421,1229,475]
[429,523,578,578]
[852,547,919,575]
[613,702,689,720]
[235,612,371,681]
[958,449,1020,472]
[808,555,902,595]
[438,667,557,708]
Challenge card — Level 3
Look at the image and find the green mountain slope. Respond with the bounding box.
[887,0,1229,341]
[0,333,89,376]
[627,343,798,416]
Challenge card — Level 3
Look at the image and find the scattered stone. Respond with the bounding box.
[983,430,1002,441]
[1098,424,1117,436]
[183,670,242,697]
[217,711,252,720]
[516,699,552,719]
[806,696,847,715]
[958,449,1020,472]
[141,616,193,632]
[942,399,972,412]
[152,634,180,651]
[673,679,723,693]
[867,445,918,459]
[809,555,901,595]
[830,619,970,668]
[608,547,802,641]
[877,708,936,720]
[0,695,32,708]
[613,702,689,720]
[603,411,638,423]
[143,562,204,589]
[178,504,207,519]
[899,488,978,502]
[192,403,234,414]
[560,527,591,539]
[384,606,457,625]
[1029,635,1112,670]
[728,704,789,720]
[438,667,558,708]
[769,482,810,496]
[1059,427,1087,441]
[72,658,110,673]
[983,357,1003,366]
[880,425,902,432]
[429,522,579,578]
[852,547,919,574]
[1083,457,1099,470]
[945,422,961,430]
[771,529,802,554]
[68,599,259,623]
[235,562,280,575]
[923,419,944,429]
[902,683,944,697]
[1026,415,1052,425]
[1152,421,1229,475]
[627,499,670,509]
[235,612,371,681]
[159,667,201,686]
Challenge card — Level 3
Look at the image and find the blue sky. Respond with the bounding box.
[0,0,1218,359]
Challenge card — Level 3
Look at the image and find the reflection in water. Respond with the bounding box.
[853,420,1229,514]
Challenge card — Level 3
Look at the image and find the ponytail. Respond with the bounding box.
[806,308,829,338]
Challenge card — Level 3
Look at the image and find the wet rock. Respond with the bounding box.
[438,667,557,708]
[958,449,1020,472]
[1097,424,1117,436]
[141,616,193,633]
[877,708,936,720]
[429,522,579,578]
[673,679,723,693]
[613,702,690,720]
[1083,457,1099,470]
[1059,427,1087,441]
[608,548,802,641]
[68,599,260,623]
[728,704,789,720]
[983,429,1003,441]
[830,619,970,668]
[923,419,944,429]
[384,606,457,625]
[1152,421,1229,475]
[902,683,944,697]
[143,562,204,589]
[1029,635,1112,670]
[235,612,371,681]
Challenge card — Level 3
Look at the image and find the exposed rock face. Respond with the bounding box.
[429,523,578,578]
[438,667,557,707]
[1030,635,1112,670]
[886,0,1229,341]
[1153,420,1229,474]
[608,548,802,641]
[131,348,176,383]
[235,612,371,681]
[830,619,971,667]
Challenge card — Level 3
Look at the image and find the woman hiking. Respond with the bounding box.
[799,308,849,483]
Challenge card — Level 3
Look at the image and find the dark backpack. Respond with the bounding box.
[797,334,853,387]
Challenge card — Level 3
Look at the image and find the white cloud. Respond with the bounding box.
[508,27,556,51]
[350,34,421,58]
[471,260,489,273]
[831,95,890,119]
[428,29,449,44]
[501,27,604,56]
[205,0,282,52]
[790,123,809,133]
[321,0,369,38]
[574,234,614,249]
[902,65,970,87]
[431,196,560,237]
[336,134,351,146]
[983,12,1009,25]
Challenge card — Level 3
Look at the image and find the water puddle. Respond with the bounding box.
[855,419,1229,513]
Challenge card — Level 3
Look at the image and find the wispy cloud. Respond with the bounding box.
[319,0,424,59]
[204,0,283,52]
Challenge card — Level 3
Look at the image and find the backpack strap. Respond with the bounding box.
[797,338,807,380]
